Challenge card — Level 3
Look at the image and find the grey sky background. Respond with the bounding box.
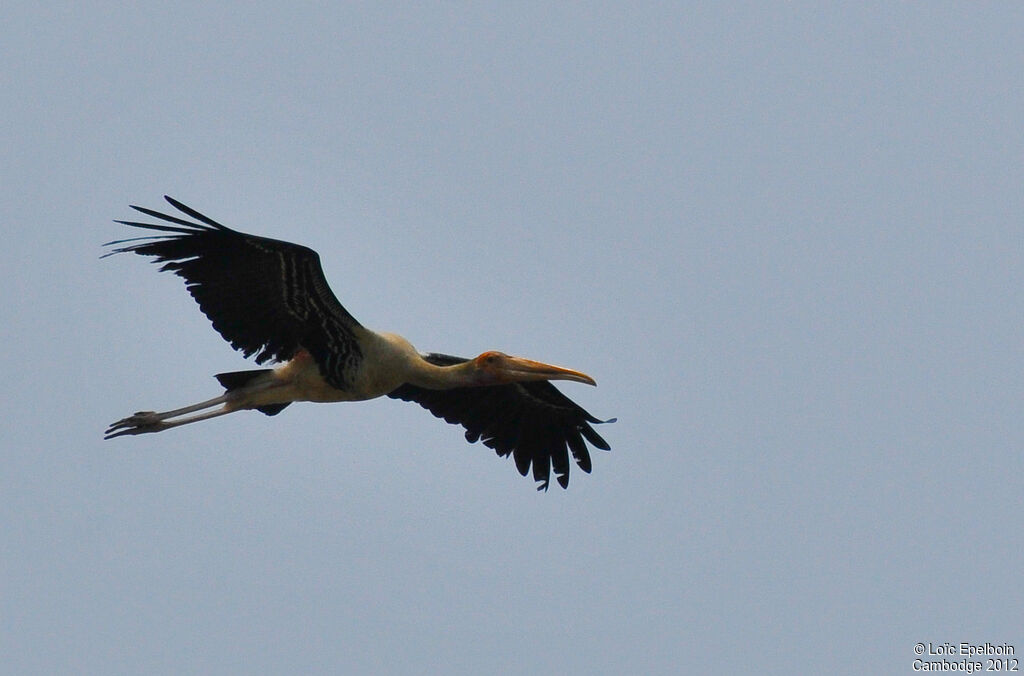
[2,3,1022,674]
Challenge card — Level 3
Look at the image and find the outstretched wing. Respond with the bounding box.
[105,196,365,389]
[388,353,614,490]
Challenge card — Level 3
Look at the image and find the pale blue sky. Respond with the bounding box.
[2,3,1022,674]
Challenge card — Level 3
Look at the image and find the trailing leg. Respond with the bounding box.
[104,393,232,438]
[104,368,292,439]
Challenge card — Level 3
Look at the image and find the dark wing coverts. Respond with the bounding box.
[389,353,613,490]
[105,196,364,389]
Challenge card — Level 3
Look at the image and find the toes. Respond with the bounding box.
[104,411,163,439]
[119,412,159,426]
[104,422,163,439]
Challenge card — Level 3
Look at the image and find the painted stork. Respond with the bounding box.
[103,197,613,489]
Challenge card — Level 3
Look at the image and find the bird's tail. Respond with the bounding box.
[214,369,291,416]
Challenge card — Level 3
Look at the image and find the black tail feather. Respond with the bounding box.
[215,369,274,390]
[255,403,290,416]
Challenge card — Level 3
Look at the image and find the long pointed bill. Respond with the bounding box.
[500,356,597,386]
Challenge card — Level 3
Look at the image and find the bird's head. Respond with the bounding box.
[471,351,597,386]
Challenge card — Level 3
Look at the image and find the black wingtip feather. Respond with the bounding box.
[164,195,229,229]
[581,425,611,452]
[113,218,197,234]
[567,434,592,474]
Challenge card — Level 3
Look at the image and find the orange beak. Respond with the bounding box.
[495,356,597,386]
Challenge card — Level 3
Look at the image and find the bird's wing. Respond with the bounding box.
[105,196,365,389]
[388,353,614,490]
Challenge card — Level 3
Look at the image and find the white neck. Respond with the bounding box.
[375,331,479,391]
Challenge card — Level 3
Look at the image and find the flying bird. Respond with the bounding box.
[103,197,613,489]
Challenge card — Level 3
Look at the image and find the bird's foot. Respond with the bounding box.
[104,411,166,439]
